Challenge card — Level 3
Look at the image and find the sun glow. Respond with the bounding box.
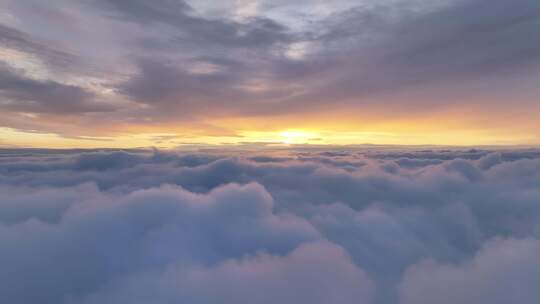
[2,124,538,149]
[279,130,318,144]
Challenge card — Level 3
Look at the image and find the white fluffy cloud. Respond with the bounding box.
[80,241,374,304]
[0,182,324,303]
[1,147,540,303]
[399,238,540,304]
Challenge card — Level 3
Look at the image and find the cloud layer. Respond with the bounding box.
[1,147,540,303]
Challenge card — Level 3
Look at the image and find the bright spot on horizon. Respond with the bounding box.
[279,130,318,144]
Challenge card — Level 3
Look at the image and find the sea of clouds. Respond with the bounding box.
[1,146,540,304]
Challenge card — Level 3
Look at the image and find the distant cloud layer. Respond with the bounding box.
[1,0,540,143]
[1,147,540,303]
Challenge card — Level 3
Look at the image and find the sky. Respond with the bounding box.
[1,0,540,147]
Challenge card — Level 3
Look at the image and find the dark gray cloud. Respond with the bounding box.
[0,63,115,114]
[0,23,75,67]
[112,0,540,121]
[120,58,243,108]
[0,21,117,116]
[95,0,193,25]
[387,0,540,76]
[94,0,291,49]
[283,0,540,109]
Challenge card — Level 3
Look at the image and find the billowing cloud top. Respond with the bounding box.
[2,147,540,303]
[1,0,540,147]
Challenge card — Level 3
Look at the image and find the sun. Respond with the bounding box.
[279,130,316,144]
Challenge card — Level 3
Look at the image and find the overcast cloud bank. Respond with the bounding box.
[1,0,540,140]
